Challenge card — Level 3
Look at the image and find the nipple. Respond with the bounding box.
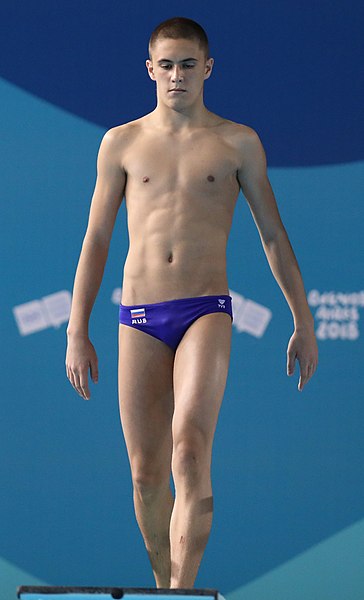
[207,175,215,182]
[143,176,150,183]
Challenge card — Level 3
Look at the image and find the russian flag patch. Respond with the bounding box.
[130,307,146,319]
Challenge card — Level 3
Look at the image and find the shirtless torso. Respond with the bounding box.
[118,112,243,305]
[66,28,318,590]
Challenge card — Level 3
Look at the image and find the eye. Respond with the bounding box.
[183,64,195,68]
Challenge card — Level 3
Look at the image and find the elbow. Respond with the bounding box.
[83,229,110,252]
[262,224,287,249]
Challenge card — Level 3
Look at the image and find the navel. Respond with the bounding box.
[207,174,215,182]
[142,176,150,183]
[168,252,173,263]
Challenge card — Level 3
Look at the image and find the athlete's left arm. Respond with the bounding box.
[236,127,318,391]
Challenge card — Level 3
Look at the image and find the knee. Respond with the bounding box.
[131,460,169,504]
[172,432,210,481]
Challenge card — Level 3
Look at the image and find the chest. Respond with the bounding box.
[123,134,240,193]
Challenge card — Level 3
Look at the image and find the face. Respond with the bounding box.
[146,38,214,107]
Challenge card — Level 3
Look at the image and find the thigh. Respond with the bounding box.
[118,324,175,478]
[172,312,232,445]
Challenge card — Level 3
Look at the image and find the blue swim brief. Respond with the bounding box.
[119,294,233,352]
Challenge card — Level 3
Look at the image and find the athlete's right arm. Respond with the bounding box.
[65,128,126,400]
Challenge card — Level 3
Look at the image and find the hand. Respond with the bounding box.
[65,333,99,400]
[287,326,318,392]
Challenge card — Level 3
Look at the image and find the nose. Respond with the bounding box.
[171,65,184,83]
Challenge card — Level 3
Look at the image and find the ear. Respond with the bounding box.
[204,58,214,81]
[146,59,156,81]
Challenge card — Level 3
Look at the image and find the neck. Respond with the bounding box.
[151,97,210,132]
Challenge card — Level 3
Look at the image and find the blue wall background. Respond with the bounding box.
[1,2,364,599]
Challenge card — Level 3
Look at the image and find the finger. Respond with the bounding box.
[67,367,77,391]
[90,359,99,384]
[298,363,314,391]
[79,370,91,400]
[66,365,76,387]
[307,362,317,383]
[298,374,308,391]
[297,361,306,391]
[287,349,296,376]
[80,362,93,399]
[80,384,90,400]
[73,370,88,400]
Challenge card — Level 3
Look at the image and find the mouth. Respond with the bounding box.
[168,89,186,93]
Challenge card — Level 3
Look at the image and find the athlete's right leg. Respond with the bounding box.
[118,324,175,588]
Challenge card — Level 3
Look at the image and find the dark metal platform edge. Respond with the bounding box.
[17,586,220,599]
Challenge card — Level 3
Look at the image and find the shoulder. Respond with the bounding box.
[96,119,146,169]
[210,115,264,159]
[218,119,263,150]
[222,121,268,177]
[101,118,144,147]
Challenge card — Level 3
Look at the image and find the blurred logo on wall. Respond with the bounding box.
[308,289,364,341]
[13,291,71,335]
[112,287,272,338]
[229,289,272,337]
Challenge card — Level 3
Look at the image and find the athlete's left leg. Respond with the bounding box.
[169,311,232,588]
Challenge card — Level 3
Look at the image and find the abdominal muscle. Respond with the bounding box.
[120,203,231,305]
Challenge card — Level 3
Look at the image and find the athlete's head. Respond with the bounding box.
[146,17,214,108]
[148,16,210,61]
